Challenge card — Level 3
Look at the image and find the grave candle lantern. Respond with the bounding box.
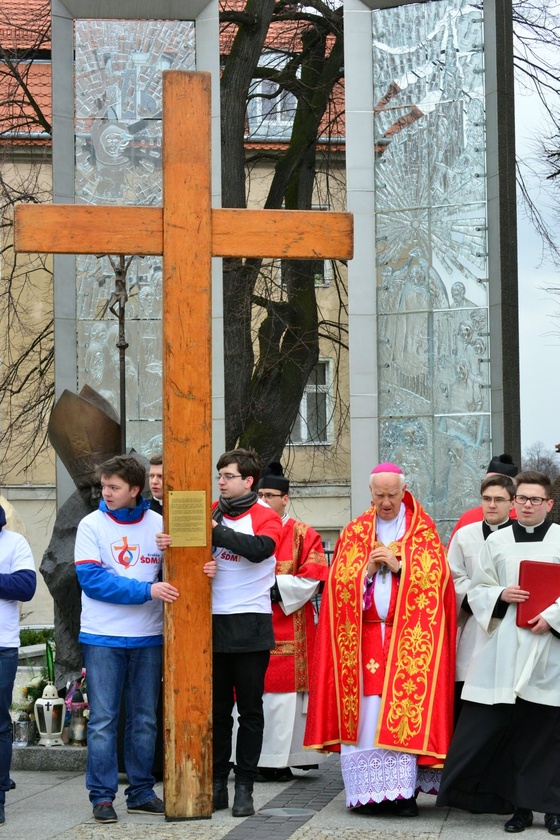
[34,681,65,746]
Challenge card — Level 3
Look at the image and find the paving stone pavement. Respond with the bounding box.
[4,755,543,840]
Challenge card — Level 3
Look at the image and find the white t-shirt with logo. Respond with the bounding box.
[75,509,163,639]
[212,502,277,615]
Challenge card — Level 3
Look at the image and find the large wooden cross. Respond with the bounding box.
[15,71,353,819]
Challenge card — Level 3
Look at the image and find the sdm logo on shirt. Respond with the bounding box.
[111,536,140,568]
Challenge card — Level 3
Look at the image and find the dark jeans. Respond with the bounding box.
[82,643,161,807]
[213,649,270,784]
[0,648,18,807]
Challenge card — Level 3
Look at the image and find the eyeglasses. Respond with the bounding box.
[481,496,511,504]
[258,492,284,500]
[216,473,242,481]
[514,495,548,506]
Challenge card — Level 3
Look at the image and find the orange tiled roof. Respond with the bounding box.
[0,0,52,142]
[1,0,345,145]
[0,62,51,141]
[0,0,51,51]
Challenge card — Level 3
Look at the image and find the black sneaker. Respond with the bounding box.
[92,801,118,823]
[127,797,165,815]
[0,806,5,825]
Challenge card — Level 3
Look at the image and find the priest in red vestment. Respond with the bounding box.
[252,462,329,780]
[304,463,456,817]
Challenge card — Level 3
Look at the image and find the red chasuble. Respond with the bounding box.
[265,519,329,694]
[304,492,456,766]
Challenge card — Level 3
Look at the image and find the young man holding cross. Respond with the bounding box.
[158,447,282,817]
[75,454,203,823]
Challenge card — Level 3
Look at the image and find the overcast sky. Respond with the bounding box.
[516,81,560,456]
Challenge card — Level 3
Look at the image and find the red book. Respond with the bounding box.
[516,560,560,628]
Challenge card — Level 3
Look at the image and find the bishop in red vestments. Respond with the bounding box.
[304,463,456,816]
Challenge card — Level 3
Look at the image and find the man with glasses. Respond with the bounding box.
[158,448,282,817]
[448,453,518,544]
[210,449,283,817]
[447,474,515,720]
[438,470,560,835]
[248,462,328,782]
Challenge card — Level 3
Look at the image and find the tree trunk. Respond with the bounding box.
[221,5,344,460]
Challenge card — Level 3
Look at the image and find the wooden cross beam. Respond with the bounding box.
[15,71,353,820]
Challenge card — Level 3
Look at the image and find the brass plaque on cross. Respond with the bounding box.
[168,491,207,547]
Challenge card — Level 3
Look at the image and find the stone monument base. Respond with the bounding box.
[11,745,87,772]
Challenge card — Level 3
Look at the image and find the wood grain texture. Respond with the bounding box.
[16,205,353,260]
[212,209,353,259]
[161,72,213,820]
[15,205,162,255]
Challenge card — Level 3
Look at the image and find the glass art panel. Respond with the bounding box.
[74,19,195,456]
[373,0,491,530]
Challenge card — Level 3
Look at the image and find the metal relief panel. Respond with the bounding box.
[74,19,195,455]
[380,417,434,507]
[372,0,491,539]
[433,415,491,529]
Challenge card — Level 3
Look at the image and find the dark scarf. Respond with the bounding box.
[99,495,150,523]
[0,505,6,531]
[213,491,258,524]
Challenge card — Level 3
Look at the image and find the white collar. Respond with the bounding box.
[485,517,510,531]
[519,520,546,534]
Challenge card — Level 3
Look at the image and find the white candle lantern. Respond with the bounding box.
[34,681,65,746]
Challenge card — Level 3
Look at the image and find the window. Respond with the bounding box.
[291,360,333,445]
[246,51,297,140]
[311,258,334,287]
[247,77,297,139]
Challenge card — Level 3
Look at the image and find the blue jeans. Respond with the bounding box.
[82,643,162,807]
[0,648,18,807]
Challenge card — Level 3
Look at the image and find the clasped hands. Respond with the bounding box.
[367,545,400,578]
[500,585,550,634]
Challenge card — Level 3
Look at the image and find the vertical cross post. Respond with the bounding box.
[160,72,213,820]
